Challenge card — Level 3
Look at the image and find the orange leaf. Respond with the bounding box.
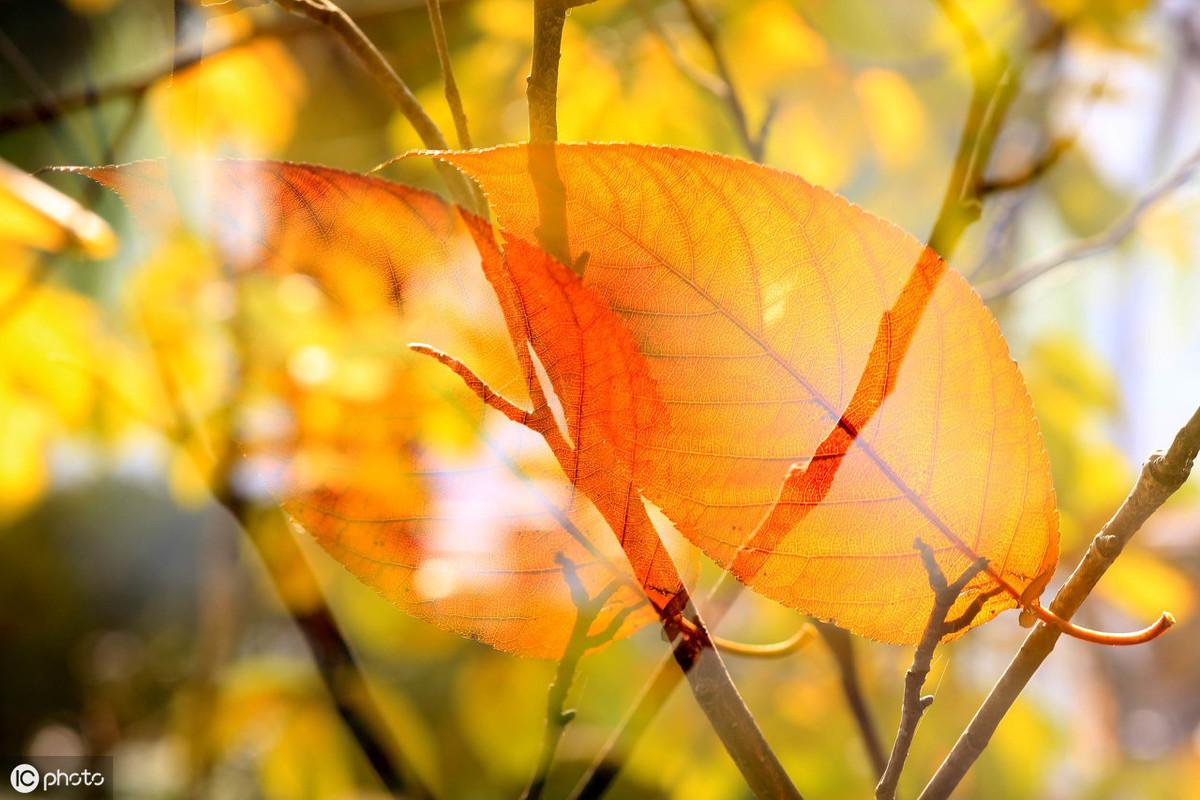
[79,159,658,657]
[433,143,1060,644]
[450,215,692,615]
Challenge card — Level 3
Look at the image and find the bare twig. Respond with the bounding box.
[918,405,1200,800]
[522,556,629,800]
[424,0,472,148]
[0,1,434,136]
[275,0,445,147]
[236,500,436,798]
[977,136,1072,195]
[272,0,479,208]
[813,622,889,780]
[874,543,990,800]
[568,576,741,800]
[979,143,1200,300]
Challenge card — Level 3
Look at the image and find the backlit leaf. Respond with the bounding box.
[80,159,654,657]
[435,143,1059,644]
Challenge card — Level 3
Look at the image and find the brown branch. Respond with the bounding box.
[979,143,1200,300]
[875,543,989,800]
[813,622,889,780]
[274,0,445,147]
[234,500,436,798]
[918,404,1200,800]
[527,0,575,269]
[677,0,763,161]
[568,573,786,800]
[424,0,472,148]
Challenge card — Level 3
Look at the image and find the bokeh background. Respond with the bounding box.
[2,0,1200,797]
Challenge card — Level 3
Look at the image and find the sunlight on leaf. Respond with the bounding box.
[436,143,1060,644]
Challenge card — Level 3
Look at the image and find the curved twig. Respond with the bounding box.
[710,625,815,658]
[918,404,1200,800]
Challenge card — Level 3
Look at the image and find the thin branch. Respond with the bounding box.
[979,143,1200,300]
[918,404,1200,800]
[677,0,762,161]
[637,0,771,160]
[977,136,1072,195]
[875,543,988,800]
[275,0,445,147]
[424,0,472,148]
[139,298,433,799]
[813,622,889,780]
[272,0,479,208]
[522,556,626,800]
[0,0,433,136]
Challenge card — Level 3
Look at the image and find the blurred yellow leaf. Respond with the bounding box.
[1097,548,1195,623]
[854,68,928,170]
[0,159,116,258]
[152,34,306,156]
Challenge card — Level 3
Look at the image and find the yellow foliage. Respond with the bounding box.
[152,37,305,156]
[1098,548,1195,623]
[0,160,116,258]
[854,68,928,170]
[0,261,104,518]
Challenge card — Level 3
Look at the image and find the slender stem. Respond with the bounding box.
[527,0,575,269]
[0,1,433,136]
[272,0,478,208]
[275,0,445,147]
[677,0,764,161]
[918,405,1200,800]
[236,500,436,798]
[813,622,888,780]
[980,143,1200,300]
[875,544,988,800]
[522,557,623,800]
[424,0,472,148]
